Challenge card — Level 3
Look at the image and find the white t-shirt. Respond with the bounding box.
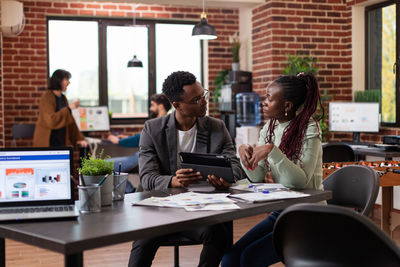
[177,124,197,168]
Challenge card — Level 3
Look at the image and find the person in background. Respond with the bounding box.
[221,73,324,267]
[33,69,88,148]
[106,94,171,174]
[128,71,244,267]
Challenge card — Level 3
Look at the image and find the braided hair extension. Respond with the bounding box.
[264,73,324,162]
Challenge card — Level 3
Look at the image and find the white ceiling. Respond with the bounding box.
[67,0,264,8]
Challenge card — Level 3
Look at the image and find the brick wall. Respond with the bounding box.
[1,0,239,147]
[0,35,3,147]
[252,0,352,136]
[252,0,400,143]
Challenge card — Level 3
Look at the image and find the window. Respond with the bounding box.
[366,2,398,126]
[48,18,202,123]
[48,20,99,106]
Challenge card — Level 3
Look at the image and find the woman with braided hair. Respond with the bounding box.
[221,73,324,267]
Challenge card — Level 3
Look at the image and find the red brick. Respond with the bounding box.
[70,3,84,8]
[54,2,68,8]
[63,9,78,15]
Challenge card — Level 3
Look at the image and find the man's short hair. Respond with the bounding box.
[150,94,172,111]
[162,71,197,102]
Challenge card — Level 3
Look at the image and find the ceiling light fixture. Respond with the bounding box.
[127,4,143,68]
[192,0,217,40]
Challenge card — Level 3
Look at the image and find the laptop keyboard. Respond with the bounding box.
[0,206,74,214]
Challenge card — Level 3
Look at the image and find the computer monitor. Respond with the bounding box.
[329,102,380,143]
[72,106,110,132]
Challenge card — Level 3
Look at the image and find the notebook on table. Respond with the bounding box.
[0,147,79,222]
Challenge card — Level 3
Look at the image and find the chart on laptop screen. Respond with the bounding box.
[0,150,71,202]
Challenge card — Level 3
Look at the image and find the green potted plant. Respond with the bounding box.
[79,150,114,206]
[229,32,240,71]
[212,69,230,103]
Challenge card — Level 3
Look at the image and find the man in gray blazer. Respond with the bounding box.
[128,71,245,267]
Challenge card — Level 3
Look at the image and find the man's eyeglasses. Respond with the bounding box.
[183,89,209,105]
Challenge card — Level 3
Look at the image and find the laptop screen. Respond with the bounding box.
[0,147,74,206]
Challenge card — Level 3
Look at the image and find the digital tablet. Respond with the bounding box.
[179,152,235,183]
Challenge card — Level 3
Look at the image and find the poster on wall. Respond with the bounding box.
[72,106,110,132]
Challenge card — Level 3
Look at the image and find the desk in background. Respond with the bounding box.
[0,189,331,267]
[350,145,400,161]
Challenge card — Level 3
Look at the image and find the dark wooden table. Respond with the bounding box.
[352,146,400,161]
[0,189,331,267]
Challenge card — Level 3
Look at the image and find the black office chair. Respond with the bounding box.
[322,142,355,162]
[322,165,379,216]
[12,124,35,146]
[273,203,400,267]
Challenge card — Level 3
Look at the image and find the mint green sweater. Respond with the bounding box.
[242,119,323,190]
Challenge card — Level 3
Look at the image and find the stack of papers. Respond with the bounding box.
[231,179,289,192]
[229,191,310,203]
[133,192,240,211]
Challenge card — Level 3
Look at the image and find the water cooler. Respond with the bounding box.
[218,71,260,143]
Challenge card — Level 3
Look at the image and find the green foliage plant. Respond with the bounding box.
[79,150,114,176]
[354,90,381,103]
[229,32,240,63]
[212,69,230,102]
[283,54,319,75]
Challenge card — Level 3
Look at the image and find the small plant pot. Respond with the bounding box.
[83,175,113,206]
[232,62,240,71]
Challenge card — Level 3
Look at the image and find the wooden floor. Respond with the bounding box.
[4,208,400,267]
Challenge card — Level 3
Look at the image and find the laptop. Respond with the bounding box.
[0,147,79,221]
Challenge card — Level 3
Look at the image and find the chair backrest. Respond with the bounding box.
[273,203,400,267]
[322,165,379,216]
[322,142,355,163]
[12,124,36,146]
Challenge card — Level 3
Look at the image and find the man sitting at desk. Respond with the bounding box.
[128,71,244,267]
[106,94,171,174]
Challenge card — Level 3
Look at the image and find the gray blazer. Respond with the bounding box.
[139,112,245,191]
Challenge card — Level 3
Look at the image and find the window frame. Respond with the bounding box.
[365,1,400,127]
[47,16,203,125]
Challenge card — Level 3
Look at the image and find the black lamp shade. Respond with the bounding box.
[127,55,143,68]
[192,18,217,40]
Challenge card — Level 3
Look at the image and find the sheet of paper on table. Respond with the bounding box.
[132,192,237,210]
[229,191,310,203]
[231,179,288,192]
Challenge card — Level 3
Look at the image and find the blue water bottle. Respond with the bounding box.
[236,92,261,126]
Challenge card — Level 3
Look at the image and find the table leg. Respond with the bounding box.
[65,252,83,267]
[381,186,393,235]
[0,237,5,267]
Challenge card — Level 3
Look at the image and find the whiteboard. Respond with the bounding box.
[72,106,110,132]
[329,102,379,132]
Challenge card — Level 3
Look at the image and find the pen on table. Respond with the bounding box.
[262,191,270,194]
[79,171,86,186]
[118,162,122,175]
[98,174,109,186]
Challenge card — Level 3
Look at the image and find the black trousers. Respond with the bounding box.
[128,222,232,267]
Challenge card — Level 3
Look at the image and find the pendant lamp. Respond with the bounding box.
[192,0,217,40]
[127,4,143,68]
[127,55,143,67]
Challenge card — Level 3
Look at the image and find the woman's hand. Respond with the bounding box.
[77,139,88,147]
[69,99,80,110]
[239,144,253,169]
[248,144,274,169]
